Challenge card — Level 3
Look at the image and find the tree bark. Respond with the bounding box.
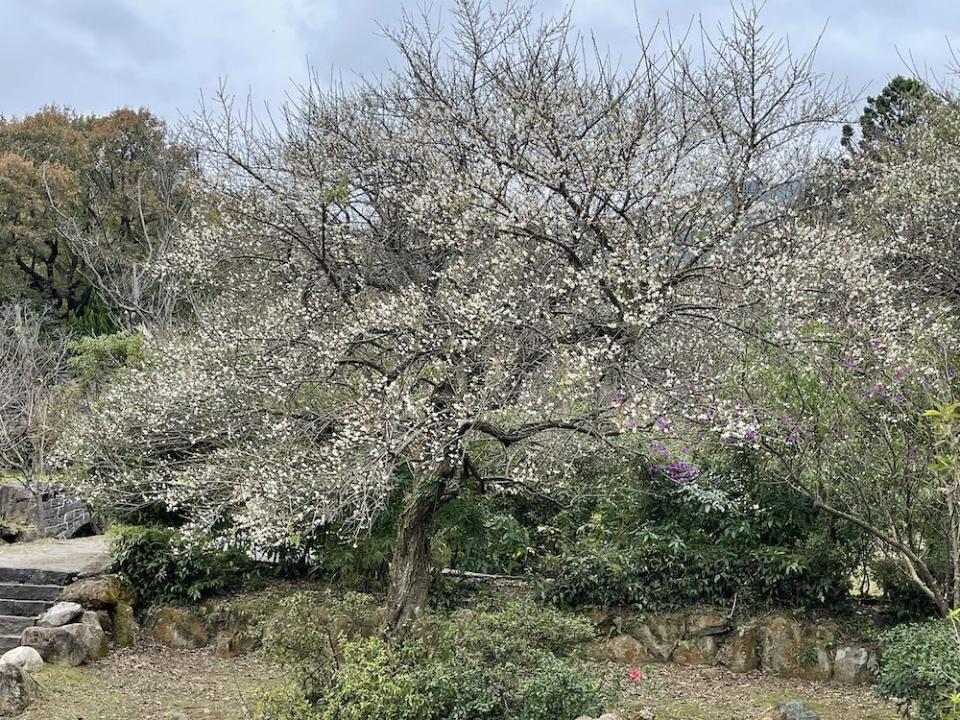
[385,481,445,633]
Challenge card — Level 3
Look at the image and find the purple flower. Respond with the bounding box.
[785,429,799,446]
[651,442,672,457]
[842,357,859,370]
[655,416,673,432]
[665,461,700,485]
[948,368,959,380]
[907,446,919,460]
[612,392,626,407]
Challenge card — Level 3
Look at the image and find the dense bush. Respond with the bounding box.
[68,331,146,386]
[876,618,960,719]
[873,557,947,621]
[110,525,256,606]
[258,597,602,720]
[431,447,861,611]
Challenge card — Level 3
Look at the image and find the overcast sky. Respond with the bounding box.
[2,0,959,126]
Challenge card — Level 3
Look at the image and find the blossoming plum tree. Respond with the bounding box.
[58,2,847,629]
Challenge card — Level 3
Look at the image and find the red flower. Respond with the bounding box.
[627,668,645,682]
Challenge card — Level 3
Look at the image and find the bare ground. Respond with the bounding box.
[20,645,279,720]
[19,646,901,720]
[603,662,901,720]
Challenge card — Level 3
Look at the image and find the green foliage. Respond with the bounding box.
[68,331,145,386]
[876,618,960,719]
[873,557,945,621]
[67,291,117,335]
[542,450,858,611]
[432,489,540,577]
[109,525,255,606]
[258,599,601,720]
[261,590,382,686]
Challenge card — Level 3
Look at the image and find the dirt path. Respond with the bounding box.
[21,646,279,720]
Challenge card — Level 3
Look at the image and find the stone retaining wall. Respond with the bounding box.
[0,484,92,539]
[594,610,878,685]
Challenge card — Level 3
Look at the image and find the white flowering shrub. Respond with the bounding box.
[716,98,960,615]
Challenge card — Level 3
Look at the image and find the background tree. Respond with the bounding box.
[727,94,960,615]
[842,75,941,157]
[0,107,194,329]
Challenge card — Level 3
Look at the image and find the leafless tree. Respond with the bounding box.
[0,303,70,486]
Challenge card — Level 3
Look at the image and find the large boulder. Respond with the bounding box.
[603,634,651,665]
[147,608,209,649]
[686,612,731,638]
[111,603,138,647]
[64,612,109,661]
[629,614,685,661]
[37,601,84,628]
[20,625,88,666]
[671,613,728,665]
[672,636,720,666]
[717,625,761,673]
[761,617,801,674]
[0,646,43,673]
[833,646,877,685]
[59,575,135,610]
[0,662,36,716]
[760,618,832,681]
[0,484,38,526]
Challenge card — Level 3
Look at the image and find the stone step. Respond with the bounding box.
[0,634,20,653]
[0,583,62,601]
[0,566,75,586]
[0,615,33,635]
[0,598,53,617]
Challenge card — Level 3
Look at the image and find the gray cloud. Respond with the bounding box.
[1,0,958,125]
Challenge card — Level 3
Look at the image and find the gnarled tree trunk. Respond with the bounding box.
[385,481,445,633]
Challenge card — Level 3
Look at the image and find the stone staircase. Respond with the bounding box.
[0,566,72,653]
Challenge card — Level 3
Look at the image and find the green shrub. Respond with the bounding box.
[876,619,960,719]
[110,525,255,606]
[261,590,382,689]
[873,557,944,621]
[69,330,145,386]
[541,450,859,610]
[258,598,602,720]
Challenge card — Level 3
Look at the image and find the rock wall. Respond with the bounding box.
[0,483,92,539]
[595,610,878,685]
